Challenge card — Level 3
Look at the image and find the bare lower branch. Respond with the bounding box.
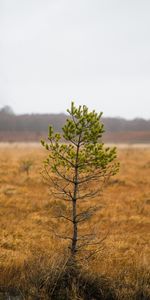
[54,166,74,183]
[78,172,105,184]
[76,205,103,222]
[50,227,73,241]
[77,231,109,250]
[52,192,72,202]
[44,168,72,199]
[77,189,100,200]
[53,214,73,223]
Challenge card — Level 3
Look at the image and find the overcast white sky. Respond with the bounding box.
[0,0,150,119]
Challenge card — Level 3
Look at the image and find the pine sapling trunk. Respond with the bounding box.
[71,141,80,260]
[71,185,78,257]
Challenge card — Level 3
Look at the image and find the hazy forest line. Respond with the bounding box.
[0,106,150,143]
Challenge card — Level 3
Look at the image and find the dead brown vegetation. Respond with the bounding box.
[0,144,150,299]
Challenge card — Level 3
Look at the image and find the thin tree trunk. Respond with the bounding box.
[71,140,80,259]
[71,195,77,256]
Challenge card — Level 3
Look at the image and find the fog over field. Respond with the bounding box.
[0,0,150,118]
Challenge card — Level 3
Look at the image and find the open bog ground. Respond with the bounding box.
[0,143,150,299]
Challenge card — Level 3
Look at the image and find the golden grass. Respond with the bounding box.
[0,144,150,299]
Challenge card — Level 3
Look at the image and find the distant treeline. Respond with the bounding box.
[0,106,150,143]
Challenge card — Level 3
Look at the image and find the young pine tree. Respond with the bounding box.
[41,102,119,262]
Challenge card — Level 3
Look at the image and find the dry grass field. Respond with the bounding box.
[0,143,150,299]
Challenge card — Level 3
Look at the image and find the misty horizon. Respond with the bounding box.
[1,1,150,119]
[0,104,150,121]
